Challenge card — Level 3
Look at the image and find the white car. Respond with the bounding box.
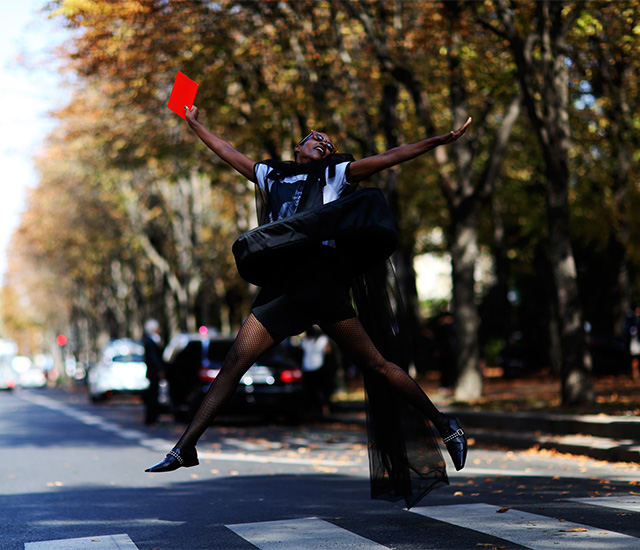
[87,339,149,402]
[0,340,18,390]
[12,356,47,388]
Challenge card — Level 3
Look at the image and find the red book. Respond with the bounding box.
[167,71,198,119]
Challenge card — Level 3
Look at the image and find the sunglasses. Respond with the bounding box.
[297,130,338,154]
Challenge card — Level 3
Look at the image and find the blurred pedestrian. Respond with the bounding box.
[146,103,470,508]
[301,326,334,417]
[625,307,640,380]
[142,319,165,425]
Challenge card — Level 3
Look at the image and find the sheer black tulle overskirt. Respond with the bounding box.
[236,186,449,507]
[352,262,448,508]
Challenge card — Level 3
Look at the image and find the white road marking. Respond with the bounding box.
[199,450,362,467]
[409,502,640,549]
[25,533,139,549]
[567,496,640,513]
[226,517,391,549]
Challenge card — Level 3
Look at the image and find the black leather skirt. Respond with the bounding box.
[251,245,356,338]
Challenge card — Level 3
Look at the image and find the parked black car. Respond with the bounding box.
[163,333,305,422]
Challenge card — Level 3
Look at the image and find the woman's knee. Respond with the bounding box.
[357,354,389,375]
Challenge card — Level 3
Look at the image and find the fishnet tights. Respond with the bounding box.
[175,314,449,451]
[175,314,281,449]
[319,317,450,436]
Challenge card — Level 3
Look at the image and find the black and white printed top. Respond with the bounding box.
[253,155,355,225]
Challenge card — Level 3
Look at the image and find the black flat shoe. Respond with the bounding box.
[442,416,467,471]
[145,447,199,473]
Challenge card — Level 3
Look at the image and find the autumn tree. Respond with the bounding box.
[478,0,594,405]
[569,2,640,337]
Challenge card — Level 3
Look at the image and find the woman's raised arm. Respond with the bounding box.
[185,106,257,183]
[346,117,472,183]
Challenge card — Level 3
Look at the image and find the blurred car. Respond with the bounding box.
[11,356,47,388]
[0,339,18,390]
[163,333,305,422]
[87,339,150,402]
[19,367,47,388]
[0,364,17,391]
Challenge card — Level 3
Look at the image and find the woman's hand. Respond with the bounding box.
[347,116,473,183]
[183,103,257,182]
[184,105,199,125]
[439,117,472,144]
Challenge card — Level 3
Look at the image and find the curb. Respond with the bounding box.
[328,403,640,464]
[445,408,640,464]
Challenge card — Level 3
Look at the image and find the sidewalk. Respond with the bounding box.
[331,371,640,465]
[446,408,640,463]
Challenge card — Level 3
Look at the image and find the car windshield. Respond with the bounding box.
[111,354,144,363]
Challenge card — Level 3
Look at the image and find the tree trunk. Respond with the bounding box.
[492,0,593,405]
[546,159,594,404]
[450,202,483,400]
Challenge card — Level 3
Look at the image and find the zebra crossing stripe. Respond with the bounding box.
[25,533,139,549]
[408,503,640,549]
[567,496,640,513]
[226,517,391,549]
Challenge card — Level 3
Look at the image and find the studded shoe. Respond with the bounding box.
[442,416,467,471]
[145,447,199,473]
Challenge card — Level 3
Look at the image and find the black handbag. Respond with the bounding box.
[232,187,398,286]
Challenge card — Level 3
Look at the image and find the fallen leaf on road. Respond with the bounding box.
[559,528,588,532]
[496,506,511,513]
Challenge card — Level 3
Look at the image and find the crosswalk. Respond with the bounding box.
[25,534,139,549]
[25,497,640,549]
[227,517,390,550]
[409,501,640,549]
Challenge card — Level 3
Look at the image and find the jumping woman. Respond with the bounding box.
[146,104,471,508]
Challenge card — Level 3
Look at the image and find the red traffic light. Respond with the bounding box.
[56,334,67,346]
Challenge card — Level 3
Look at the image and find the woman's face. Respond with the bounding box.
[295,130,337,163]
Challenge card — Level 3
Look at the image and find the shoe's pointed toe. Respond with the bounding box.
[443,417,467,471]
[145,447,199,473]
[145,455,180,473]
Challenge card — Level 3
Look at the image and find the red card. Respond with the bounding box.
[167,71,198,119]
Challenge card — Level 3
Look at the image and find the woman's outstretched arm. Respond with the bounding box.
[346,117,472,183]
[185,106,257,183]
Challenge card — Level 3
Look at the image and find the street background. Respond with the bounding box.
[1,2,640,548]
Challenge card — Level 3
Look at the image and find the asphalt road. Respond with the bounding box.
[1,386,639,550]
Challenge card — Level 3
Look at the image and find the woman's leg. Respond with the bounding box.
[146,314,282,472]
[319,316,450,435]
[174,314,282,449]
[319,316,466,470]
